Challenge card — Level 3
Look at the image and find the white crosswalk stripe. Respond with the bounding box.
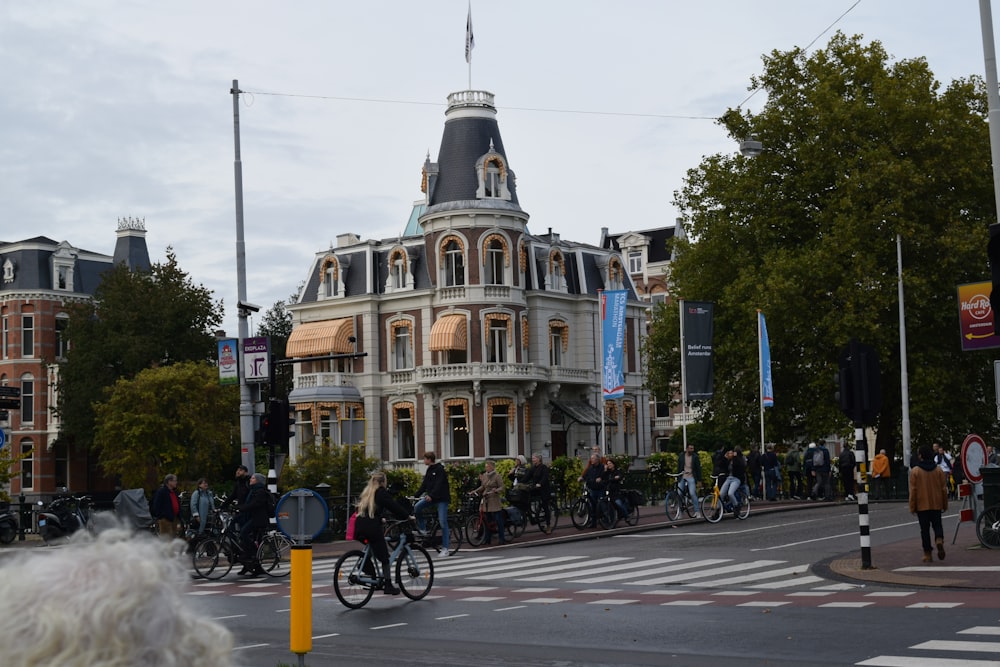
[856,623,1000,666]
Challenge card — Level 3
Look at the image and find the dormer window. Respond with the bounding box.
[548,250,566,292]
[607,257,625,290]
[628,251,642,274]
[318,255,343,299]
[475,141,512,201]
[2,259,13,283]
[386,247,411,292]
[52,243,77,291]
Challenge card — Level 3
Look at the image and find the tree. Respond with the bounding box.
[280,441,382,499]
[257,299,294,399]
[0,447,32,503]
[652,33,997,454]
[58,249,223,450]
[92,361,238,490]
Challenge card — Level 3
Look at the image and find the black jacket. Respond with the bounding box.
[416,462,450,503]
[355,487,411,540]
[239,483,271,530]
[524,463,551,493]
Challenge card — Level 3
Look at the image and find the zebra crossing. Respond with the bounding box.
[187,553,993,608]
[856,622,1000,666]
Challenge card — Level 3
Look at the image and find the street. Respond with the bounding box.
[183,502,999,666]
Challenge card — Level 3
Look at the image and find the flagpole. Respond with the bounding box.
[757,310,765,454]
[466,1,474,90]
[679,299,688,451]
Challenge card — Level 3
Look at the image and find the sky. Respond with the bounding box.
[1,1,996,336]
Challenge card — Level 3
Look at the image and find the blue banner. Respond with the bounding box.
[759,312,773,408]
[601,290,628,400]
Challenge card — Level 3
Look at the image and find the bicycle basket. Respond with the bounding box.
[507,487,530,506]
[626,489,646,507]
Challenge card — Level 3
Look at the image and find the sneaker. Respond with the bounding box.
[438,549,451,559]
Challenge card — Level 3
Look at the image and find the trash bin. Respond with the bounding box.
[981,466,1000,509]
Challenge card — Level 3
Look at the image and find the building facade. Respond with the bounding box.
[0,219,150,498]
[285,90,651,468]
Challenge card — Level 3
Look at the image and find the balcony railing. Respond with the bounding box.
[295,372,355,389]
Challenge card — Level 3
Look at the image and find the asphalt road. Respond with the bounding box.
[185,502,999,667]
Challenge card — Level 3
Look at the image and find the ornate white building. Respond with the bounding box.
[285,90,651,466]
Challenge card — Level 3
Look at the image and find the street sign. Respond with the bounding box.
[0,399,19,409]
[961,433,988,485]
[0,387,20,397]
[0,429,6,449]
[242,337,270,383]
[275,488,329,543]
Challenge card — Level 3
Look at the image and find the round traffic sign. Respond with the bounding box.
[0,428,6,448]
[275,488,329,543]
[961,433,988,484]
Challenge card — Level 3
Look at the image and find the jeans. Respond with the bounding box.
[413,498,450,551]
[680,476,700,512]
[764,468,779,500]
[720,477,742,507]
[812,471,832,500]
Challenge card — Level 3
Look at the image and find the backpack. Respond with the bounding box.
[812,448,826,469]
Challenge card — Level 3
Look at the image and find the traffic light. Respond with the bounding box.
[837,339,882,425]
[989,223,1000,335]
[265,399,295,451]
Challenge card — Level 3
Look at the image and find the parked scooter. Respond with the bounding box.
[0,504,18,544]
[37,494,92,543]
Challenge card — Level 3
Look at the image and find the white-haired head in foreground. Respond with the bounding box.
[0,528,233,667]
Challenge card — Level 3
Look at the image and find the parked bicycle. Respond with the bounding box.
[191,511,292,579]
[569,490,593,530]
[664,472,699,521]
[465,492,523,546]
[333,519,435,608]
[701,474,751,523]
[507,486,559,534]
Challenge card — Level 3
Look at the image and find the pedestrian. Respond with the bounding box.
[190,477,216,535]
[151,473,182,540]
[784,443,803,499]
[354,471,414,594]
[676,443,702,516]
[0,529,234,666]
[988,444,999,466]
[871,449,891,500]
[838,447,857,501]
[472,459,506,545]
[810,441,833,501]
[236,473,271,576]
[746,448,763,500]
[579,453,605,527]
[762,444,781,501]
[909,445,948,562]
[523,453,553,534]
[413,451,452,558]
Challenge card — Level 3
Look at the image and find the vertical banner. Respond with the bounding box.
[601,290,628,400]
[683,301,714,400]
[759,311,774,407]
[218,338,239,386]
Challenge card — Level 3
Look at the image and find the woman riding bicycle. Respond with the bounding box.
[604,458,629,518]
[354,472,413,595]
[719,448,747,509]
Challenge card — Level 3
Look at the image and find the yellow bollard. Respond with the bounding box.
[289,545,313,656]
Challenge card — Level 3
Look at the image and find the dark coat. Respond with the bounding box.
[416,462,450,503]
[524,462,551,493]
[582,462,605,491]
[239,483,271,530]
[355,487,411,542]
[151,485,180,521]
[677,451,702,481]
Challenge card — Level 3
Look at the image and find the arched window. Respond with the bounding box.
[487,397,514,457]
[549,250,566,291]
[390,320,413,370]
[319,255,340,299]
[548,319,568,366]
[392,401,416,460]
[607,257,625,290]
[482,234,509,285]
[444,398,470,458]
[440,236,466,287]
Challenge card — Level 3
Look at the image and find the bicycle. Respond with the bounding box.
[192,511,292,579]
[664,472,699,521]
[701,474,751,523]
[593,488,640,530]
[465,493,521,546]
[977,504,1000,549]
[387,497,463,555]
[569,490,593,529]
[333,519,435,609]
[508,487,560,534]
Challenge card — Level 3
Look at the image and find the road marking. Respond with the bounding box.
[232,592,276,597]
[737,601,791,607]
[370,623,407,630]
[905,602,964,609]
[637,559,785,586]
[787,591,836,597]
[701,564,811,588]
[312,633,339,639]
[477,556,631,581]
[436,614,470,620]
[712,591,758,596]
[512,587,558,593]
[578,588,623,594]
[522,597,571,604]
[493,605,527,611]
[211,614,247,620]
[452,586,498,591]
[865,592,915,597]
[750,575,825,589]
[959,627,1000,635]
[819,602,874,608]
[912,640,1000,653]
[755,518,928,551]
[661,600,713,606]
[434,555,581,579]
[232,644,269,651]
[575,558,727,584]
[188,590,224,596]
[459,596,507,602]
[588,598,638,605]
[857,656,1000,666]
[896,566,1000,572]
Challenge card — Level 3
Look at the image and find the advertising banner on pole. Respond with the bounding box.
[217,338,239,385]
[956,281,1000,351]
[683,301,714,401]
[601,290,628,400]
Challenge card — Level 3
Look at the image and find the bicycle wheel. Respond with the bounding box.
[257,533,293,577]
[546,498,560,533]
[736,493,751,520]
[466,515,486,546]
[397,543,434,601]
[684,494,698,518]
[570,497,591,529]
[0,523,16,544]
[333,550,375,609]
[192,537,221,579]
[624,500,640,526]
[506,507,526,539]
[665,491,682,521]
[596,498,617,530]
[446,517,463,554]
[702,494,723,523]
[977,506,1000,549]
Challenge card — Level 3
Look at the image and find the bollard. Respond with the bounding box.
[18,493,27,541]
[289,544,313,659]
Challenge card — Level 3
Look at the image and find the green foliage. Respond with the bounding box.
[384,468,422,496]
[257,300,294,400]
[653,32,999,453]
[280,442,382,499]
[59,250,223,451]
[92,362,238,491]
[550,455,584,499]
[445,461,484,510]
[0,447,32,503]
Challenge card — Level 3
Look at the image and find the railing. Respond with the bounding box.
[295,372,355,389]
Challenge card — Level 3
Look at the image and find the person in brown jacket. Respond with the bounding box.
[909,444,948,562]
[472,459,506,545]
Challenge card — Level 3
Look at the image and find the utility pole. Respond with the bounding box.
[231,79,256,471]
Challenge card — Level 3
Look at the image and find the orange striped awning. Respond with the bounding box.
[286,319,354,358]
[428,314,467,351]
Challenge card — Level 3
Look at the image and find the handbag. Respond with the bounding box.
[345,512,357,541]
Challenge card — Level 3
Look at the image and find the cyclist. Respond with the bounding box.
[578,453,605,527]
[524,453,553,534]
[604,458,629,518]
[237,473,270,577]
[676,444,702,517]
[354,471,413,595]
[413,451,452,558]
[719,448,747,510]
